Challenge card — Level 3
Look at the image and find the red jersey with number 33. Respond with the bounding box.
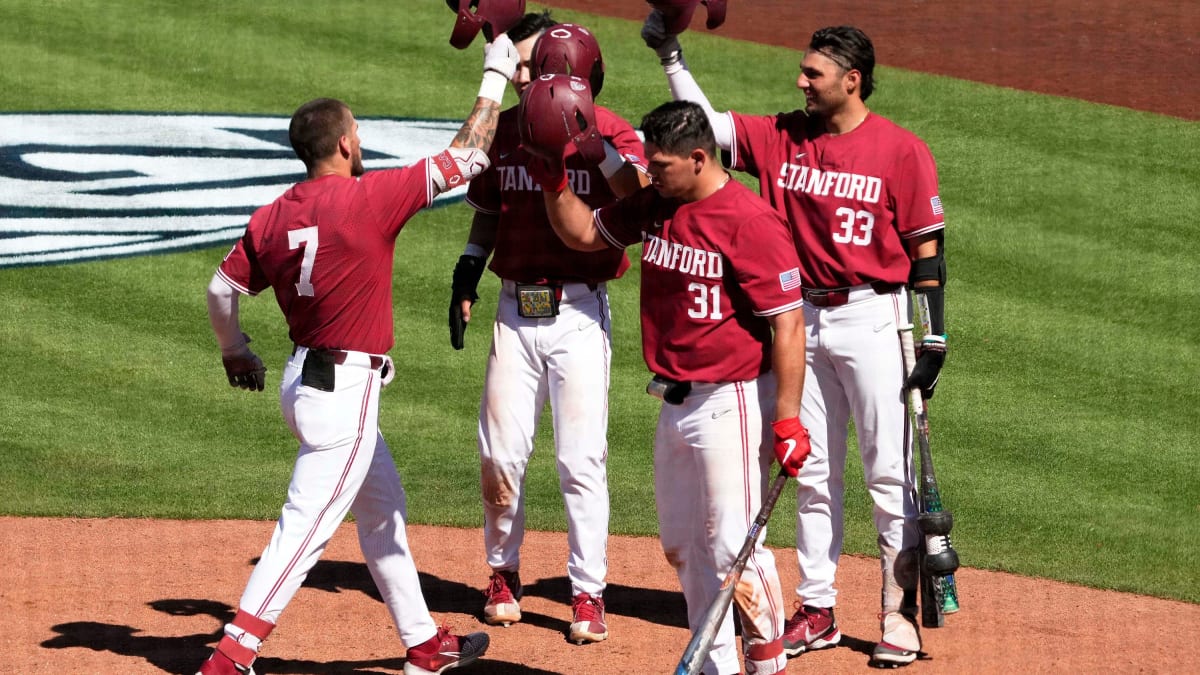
[728,111,944,289]
[594,179,803,383]
[216,164,433,355]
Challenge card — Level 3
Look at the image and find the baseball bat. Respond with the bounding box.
[674,469,790,675]
[899,323,960,628]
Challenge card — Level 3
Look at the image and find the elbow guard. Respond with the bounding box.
[908,231,946,287]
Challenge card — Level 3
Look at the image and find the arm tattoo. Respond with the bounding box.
[452,99,500,151]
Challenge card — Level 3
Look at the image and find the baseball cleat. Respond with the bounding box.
[404,626,489,675]
[568,593,609,644]
[195,649,255,675]
[482,569,522,626]
[869,611,921,668]
[782,604,841,657]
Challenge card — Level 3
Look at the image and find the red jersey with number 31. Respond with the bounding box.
[728,111,944,289]
[217,164,433,355]
[594,179,803,383]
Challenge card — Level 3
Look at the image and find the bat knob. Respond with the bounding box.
[917,510,953,536]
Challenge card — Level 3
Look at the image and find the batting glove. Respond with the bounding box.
[772,416,811,478]
[526,153,568,193]
[483,33,518,80]
[449,254,486,350]
[641,10,683,65]
[905,334,946,399]
[221,332,266,392]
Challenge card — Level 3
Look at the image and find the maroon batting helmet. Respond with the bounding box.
[531,23,605,98]
[645,0,727,34]
[518,74,604,163]
[445,0,526,49]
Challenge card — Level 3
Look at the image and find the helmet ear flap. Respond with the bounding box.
[448,0,526,49]
[646,0,726,34]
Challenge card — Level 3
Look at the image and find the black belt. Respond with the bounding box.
[294,345,385,370]
[803,281,902,307]
[646,375,692,405]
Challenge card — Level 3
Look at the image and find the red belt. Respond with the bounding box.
[803,282,903,307]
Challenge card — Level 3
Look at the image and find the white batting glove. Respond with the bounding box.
[641,9,682,65]
[483,33,518,80]
[380,355,395,387]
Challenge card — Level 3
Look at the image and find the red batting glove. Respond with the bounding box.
[526,153,568,193]
[772,416,811,477]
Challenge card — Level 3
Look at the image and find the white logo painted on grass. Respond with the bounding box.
[0,112,466,268]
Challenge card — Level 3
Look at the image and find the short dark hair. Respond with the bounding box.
[289,98,350,167]
[507,10,556,43]
[640,100,717,158]
[809,26,876,101]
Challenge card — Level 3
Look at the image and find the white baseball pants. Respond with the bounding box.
[794,287,920,608]
[654,376,786,675]
[478,281,612,597]
[224,347,437,653]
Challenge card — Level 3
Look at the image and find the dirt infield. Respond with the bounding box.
[6,517,1198,674]
[553,0,1199,120]
[8,2,1199,673]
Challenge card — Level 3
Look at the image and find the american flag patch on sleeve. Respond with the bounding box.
[779,267,802,292]
[931,195,944,216]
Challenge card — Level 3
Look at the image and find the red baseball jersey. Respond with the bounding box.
[217,164,434,355]
[594,178,803,383]
[466,104,646,284]
[727,111,944,289]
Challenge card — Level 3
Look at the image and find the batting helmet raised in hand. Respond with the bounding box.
[445,0,526,49]
[517,74,604,164]
[531,23,605,98]
[645,0,727,34]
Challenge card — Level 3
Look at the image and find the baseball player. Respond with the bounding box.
[196,36,519,675]
[643,16,949,667]
[446,12,647,644]
[532,97,810,675]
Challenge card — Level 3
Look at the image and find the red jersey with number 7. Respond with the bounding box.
[217,164,434,355]
[727,111,944,289]
[594,178,803,383]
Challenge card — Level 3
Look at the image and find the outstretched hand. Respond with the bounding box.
[641,9,682,62]
[483,33,518,80]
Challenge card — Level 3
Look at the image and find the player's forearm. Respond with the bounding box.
[451,97,500,154]
[207,273,246,353]
[769,308,805,420]
[465,211,499,257]
[542,188,607,252]
[664,62,733,150]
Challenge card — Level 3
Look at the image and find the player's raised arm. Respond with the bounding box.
[640,8,733,151]
[430,35,520,196]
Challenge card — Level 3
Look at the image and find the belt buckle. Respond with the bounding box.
[516,283,559,318]
[646,375,691,405]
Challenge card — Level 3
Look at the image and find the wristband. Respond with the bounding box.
[478,70,508,105]
[463,242,488,258]
[598,142,624,179]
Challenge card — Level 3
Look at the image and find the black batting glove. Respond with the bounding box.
[221,332,266,392]
[449,254,486,350]
[905,335,946,399]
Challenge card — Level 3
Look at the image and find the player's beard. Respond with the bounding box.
[350,149,364,177]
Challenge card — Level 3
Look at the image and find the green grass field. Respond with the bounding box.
[1,1,1197,604]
